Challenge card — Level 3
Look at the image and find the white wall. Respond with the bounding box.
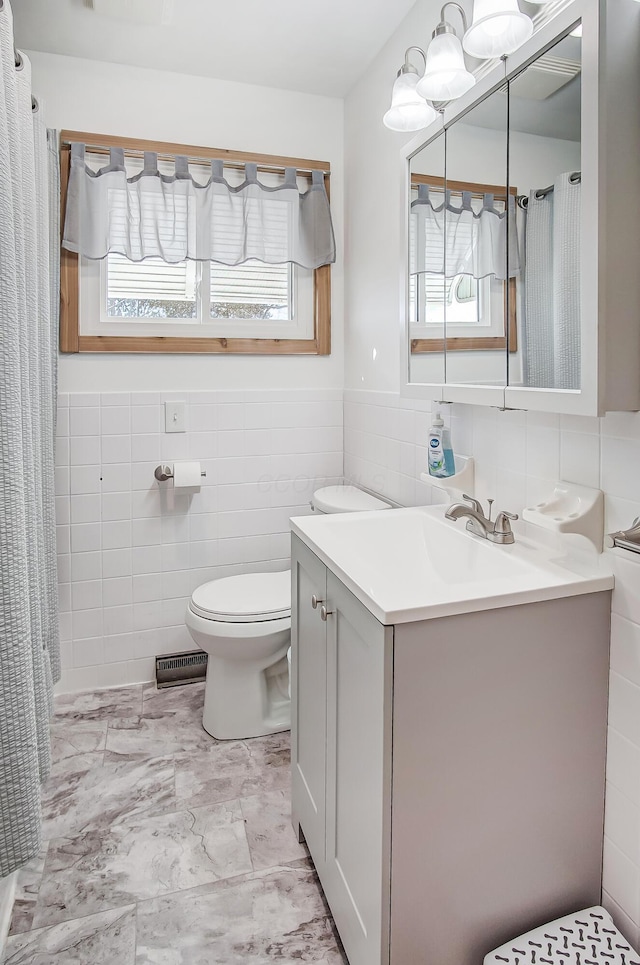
[344,0,439,394]
[29,51,344,393]
[344,0,640,950]
[34,52,345,690]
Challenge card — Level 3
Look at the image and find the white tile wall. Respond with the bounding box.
[55,389,343,693]
[344,388,640,945]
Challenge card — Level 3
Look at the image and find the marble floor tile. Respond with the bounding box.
[141,681,205,718]
[11,682,338,963]
[135,864,348,964]
[4,905,136,964]
[41,755,175,840]
[50,720,107,765]
[104,710,217,761]
[241,789,308,871]
[8,845,49,936]
[54,685,143,721]
[33,801,252,929]
[173,741,290,809]
[243,730,291,769]
[48,752,106,786]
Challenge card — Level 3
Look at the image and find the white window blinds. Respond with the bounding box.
[63,146,336,270]
[107,256,196,302]
[210,262,290,318]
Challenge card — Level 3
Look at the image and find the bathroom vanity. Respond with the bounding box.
[290,507,613,965]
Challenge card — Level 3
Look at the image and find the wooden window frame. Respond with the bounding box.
[409,173,518,355]
[59,130,332,355]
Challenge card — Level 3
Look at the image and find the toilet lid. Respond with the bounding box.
[313,485,392,514]
[190,570,291,623]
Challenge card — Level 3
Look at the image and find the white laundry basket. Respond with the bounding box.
[484,906,639,965]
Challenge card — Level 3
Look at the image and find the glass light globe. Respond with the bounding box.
[383,72,438,133]
[463,0,533,59]
[417,30,476,101]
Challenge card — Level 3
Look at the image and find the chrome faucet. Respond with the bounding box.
[445,494,519,545]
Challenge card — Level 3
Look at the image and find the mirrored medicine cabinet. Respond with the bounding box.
[401,0,640,416]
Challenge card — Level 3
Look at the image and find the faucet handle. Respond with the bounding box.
[494,510,519,534]
[462,494,483,514]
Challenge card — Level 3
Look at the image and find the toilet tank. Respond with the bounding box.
[311,485,392,515]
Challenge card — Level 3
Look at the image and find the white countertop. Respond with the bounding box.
[290,505,614,625]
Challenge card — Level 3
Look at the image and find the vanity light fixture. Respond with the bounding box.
[463,0,534,59]
[417,3,476,102]
[383,47,439,133]
[383,0,538,130]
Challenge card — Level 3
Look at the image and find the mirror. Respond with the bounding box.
[405,24,582,398]
[407,89,511,388]
[508,29,582,390]
[443,87,509,388]
[408,133,446,387]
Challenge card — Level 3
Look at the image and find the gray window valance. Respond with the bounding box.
[62,144,336,269]
[410,184,520,281]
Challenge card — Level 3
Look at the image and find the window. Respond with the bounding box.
[209,262,291,321]
[60,131,332,355]
[81,253,314,341]
[409,174,517,354]
[106,256,198,319]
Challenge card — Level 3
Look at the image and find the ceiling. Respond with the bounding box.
[12,0,420,98]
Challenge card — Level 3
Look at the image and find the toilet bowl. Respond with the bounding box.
[185,570,291,740]
[186,485,392,741]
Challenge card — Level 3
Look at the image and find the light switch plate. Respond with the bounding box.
[165,400,186,433]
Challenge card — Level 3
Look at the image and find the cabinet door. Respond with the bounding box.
[323,571,394,965]
[291,535,328,864]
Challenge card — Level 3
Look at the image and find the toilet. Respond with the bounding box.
[185,485,392,740]
[310,485,392,515]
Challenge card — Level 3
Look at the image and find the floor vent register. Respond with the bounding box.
[155,651,208,688]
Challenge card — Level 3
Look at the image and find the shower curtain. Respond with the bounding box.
[523,173,581,390]
[0,0,60,878]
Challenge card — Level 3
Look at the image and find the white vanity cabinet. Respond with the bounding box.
[291,536,393,965]
[291,533,612,965]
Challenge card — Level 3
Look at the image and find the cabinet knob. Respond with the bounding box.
[320,604,333,622]
[311,594,324,609]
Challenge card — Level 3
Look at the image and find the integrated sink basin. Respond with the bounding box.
[290,505,613,624]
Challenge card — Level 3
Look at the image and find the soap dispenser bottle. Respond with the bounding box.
[428,411,455,478]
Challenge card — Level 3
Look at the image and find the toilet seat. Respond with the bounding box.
[186,607,290,641]
[190,570,291,623]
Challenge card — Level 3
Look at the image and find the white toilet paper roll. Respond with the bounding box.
[172,461,202,489]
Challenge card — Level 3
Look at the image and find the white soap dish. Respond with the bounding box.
[522,482,604,552]
[420,455,475,499]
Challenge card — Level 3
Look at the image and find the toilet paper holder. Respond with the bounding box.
[154,464,207,482]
